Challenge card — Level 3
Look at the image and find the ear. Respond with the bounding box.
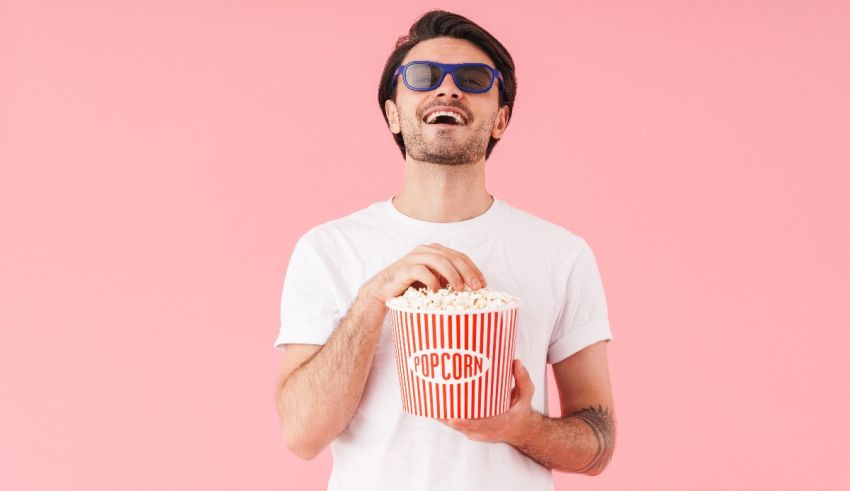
[491,105,510,139]
[385,99,401,134]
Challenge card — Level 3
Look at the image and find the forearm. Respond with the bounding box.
[277,291,387,457]
[511,405,616,476]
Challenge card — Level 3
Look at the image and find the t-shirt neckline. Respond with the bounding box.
[382,194,504,235]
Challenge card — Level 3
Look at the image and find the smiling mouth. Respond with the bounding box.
[423,117,466,129]
[422,112,468,127]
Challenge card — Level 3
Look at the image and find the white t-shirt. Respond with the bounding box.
[274,195,613,491]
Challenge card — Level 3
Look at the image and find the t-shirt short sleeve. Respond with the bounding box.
[273,233,343,352]
[547,240,614,364]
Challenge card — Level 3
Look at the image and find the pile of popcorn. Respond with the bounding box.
[386,284,520,312]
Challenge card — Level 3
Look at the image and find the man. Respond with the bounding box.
[274,9,616,490]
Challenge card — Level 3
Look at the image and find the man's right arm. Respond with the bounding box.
[274,242,489,459]
[274,290,387,460]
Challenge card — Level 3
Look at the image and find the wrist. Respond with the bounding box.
[356,287,388,316]
[508,407,542,448]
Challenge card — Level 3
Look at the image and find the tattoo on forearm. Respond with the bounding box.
[569,404,616,474]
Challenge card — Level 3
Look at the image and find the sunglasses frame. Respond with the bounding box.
[391,60,505,95]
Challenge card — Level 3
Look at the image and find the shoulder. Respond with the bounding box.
[501,201,588,258]
[297,200,385,251]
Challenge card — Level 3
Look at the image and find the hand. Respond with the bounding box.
[437,359,535,446]
[361,242,488,306]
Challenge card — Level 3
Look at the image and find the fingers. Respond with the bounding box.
[426,243,487,287]
[408,253,465,290]
[405,264,442,293]
[373,241,488,301]
[414,243,487,290]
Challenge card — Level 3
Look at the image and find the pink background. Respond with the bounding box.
[2,1,848,489]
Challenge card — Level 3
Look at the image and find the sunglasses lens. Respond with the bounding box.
[405,63,442,89]
[402,62,495,91]
[455,65,493,91]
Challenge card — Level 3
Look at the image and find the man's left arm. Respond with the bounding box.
[439,340,616,476]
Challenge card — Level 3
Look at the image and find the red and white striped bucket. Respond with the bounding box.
[386,301,522,419]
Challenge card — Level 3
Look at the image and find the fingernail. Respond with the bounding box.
[471,278,481,289]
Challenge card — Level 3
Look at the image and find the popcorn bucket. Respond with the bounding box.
[386,300,522,419]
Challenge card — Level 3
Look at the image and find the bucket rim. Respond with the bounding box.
[385,296,523,315]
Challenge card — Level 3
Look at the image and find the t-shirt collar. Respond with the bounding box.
[382,194,504,235]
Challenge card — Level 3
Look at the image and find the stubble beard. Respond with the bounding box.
[400,110,493,166]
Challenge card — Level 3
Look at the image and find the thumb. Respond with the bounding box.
[513,359,534,400]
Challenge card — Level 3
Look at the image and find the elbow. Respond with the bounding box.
[283,429,322,460]
[564,459,610,477]
[276,390,322,460]
[288,440,321,461]
[275,389,334,460]
[561,439,614,476]
[557,463,610,477]
[583,448,615,476]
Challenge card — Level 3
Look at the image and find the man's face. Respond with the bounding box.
[385,37,509,166]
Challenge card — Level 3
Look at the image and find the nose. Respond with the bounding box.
[434,71,464,99]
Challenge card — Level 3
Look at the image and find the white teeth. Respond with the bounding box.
[424,110,466,125]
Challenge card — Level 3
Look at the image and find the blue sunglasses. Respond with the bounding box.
[391,60,504,94]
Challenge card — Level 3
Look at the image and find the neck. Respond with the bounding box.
[392,156,493,223]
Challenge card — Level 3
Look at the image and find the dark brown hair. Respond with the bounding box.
[377,10,517,160]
